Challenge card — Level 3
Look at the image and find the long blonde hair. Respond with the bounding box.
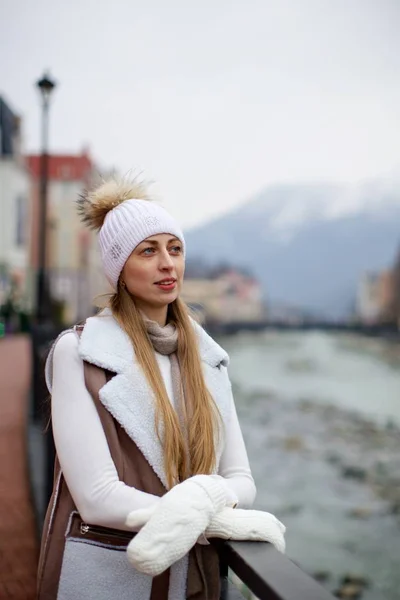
[78,176,220,488]
[110,284,221,489]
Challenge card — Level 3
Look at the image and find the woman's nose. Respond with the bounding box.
[159,250,174,269]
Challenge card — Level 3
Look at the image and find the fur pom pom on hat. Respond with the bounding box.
[77,178,151,231]
[78,178,185,289]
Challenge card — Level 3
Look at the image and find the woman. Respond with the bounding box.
[37,178,285,600]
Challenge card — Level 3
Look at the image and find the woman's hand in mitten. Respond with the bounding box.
[125,475,226,576]
[125,503,158,531]
[205,507,286,553]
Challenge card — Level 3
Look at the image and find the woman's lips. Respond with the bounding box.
[155,279,177,291]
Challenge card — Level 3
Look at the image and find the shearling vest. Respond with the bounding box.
[37,327,223,600]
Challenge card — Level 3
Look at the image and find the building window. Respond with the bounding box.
[15,195,27,247]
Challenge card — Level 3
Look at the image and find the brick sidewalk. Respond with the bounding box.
[0,336,38,599]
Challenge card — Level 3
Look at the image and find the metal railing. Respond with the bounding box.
[214,539,335,600]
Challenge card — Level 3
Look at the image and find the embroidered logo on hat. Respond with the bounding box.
[145,216,160,227]
[110,242,123,260]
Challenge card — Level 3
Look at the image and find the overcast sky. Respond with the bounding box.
[1,0,400,228]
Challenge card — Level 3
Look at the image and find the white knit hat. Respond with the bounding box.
[98,199,185,289]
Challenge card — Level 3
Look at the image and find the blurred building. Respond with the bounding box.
[356,270,394,325]
[182,267,265,325]
[0,97,32,308]
[378,270,395,322]
[26,151,107,323]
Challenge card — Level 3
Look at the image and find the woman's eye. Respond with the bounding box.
[142,247,155,255]
[170,246,182,254]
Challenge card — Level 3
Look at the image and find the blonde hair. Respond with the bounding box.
[79,176,220,488]
[109,283,221,489]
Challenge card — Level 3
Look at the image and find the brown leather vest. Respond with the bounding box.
[37,346,220,599]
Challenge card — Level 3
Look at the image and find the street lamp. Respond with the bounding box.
[32,73,57,511]
[36,72,56,323]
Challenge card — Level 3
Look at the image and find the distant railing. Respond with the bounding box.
[213,539,335,600]
[207,318,400,338]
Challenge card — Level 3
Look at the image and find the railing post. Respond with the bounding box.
[219,543,229,600]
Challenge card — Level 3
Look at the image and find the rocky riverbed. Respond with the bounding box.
[218,330,400,600]
[235,389,400,599]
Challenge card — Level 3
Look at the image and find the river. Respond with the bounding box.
[216,330,400,600]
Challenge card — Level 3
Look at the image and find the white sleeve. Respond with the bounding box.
[217,371,257,508]
[50,331,160,531]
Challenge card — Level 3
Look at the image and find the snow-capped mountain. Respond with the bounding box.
[185,176,400,318]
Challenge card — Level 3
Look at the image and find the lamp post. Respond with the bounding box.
[36,72,56,323]
[31,73,57,517]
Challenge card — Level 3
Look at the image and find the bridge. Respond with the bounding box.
[207,318,400,340]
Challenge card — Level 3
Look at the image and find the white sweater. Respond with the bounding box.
[50,332,256,531]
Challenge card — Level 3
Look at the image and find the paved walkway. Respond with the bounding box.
[0,335,38,599]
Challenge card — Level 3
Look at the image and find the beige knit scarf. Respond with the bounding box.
[143,317,190,479]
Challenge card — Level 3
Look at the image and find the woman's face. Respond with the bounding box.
[121,233,185,316]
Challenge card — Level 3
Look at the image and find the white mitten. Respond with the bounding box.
[125,503,158,531]
[125,475,226,576]
[205,507,286,553]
